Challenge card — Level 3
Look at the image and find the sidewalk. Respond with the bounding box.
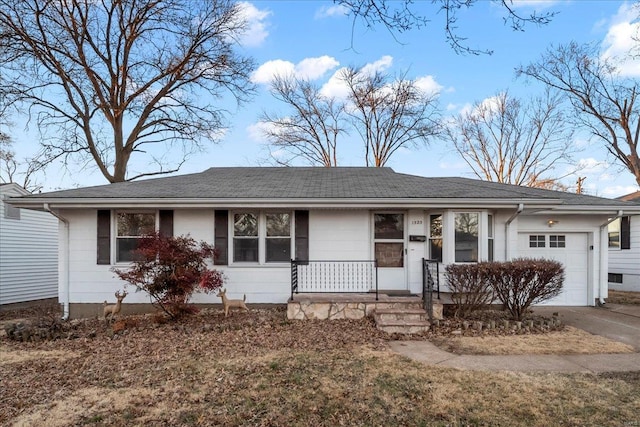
[389,340,640,373]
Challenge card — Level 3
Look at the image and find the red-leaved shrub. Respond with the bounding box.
[444,263,494,318]
[113,232,225,320]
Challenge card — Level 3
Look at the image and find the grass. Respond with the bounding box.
[607,290,640,305]
[1,306,639,426]
[5,346,639,426]
[431,326,636,355]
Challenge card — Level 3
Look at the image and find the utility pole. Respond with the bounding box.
[576,177,586,194]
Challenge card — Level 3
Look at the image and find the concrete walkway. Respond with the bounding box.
[389,304,640,373]
[389,340,640,373]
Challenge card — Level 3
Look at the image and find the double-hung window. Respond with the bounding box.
[233,213,259,262]
[232,212,291,263]
[116,212,155,262]
[454,212,478,262]
[429,214,443,262]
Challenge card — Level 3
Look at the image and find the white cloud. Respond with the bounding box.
[295,56,340,80]
[315,4,349,19]
[360,55,393,76]
[446,103,459,111]
[574,157,609,175]
[251,56,340,85]
[601,184,640,198]
[236,2,271,48]
[601,3,640,77]
[251,60,295,84]
[509,0,559,10]
[414,75,443,96]
[246,121,271,142]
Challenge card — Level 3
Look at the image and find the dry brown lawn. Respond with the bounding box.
[431,326,636,355]
[607,290,640,305]
[1,306,639,426]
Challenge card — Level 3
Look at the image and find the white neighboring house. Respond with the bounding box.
[7,167,640,319]
[608,191,640,292]
[0,183,58,305]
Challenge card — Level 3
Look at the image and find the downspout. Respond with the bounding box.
[504,203,524,261]
[44,204,70,320]
[598,210,623,306]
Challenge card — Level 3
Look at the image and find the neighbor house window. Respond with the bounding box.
[529,235,545,248]
[608,217,631,250]
[2,196,20,220]
[266,213,291,262]
[374,213,404,267]
[429,214,443,262]
[608,273,623,284]
[232,211,292,263]
[454,213,478,262]
[116,212,155,262]
[487,214,494,261]
[233,213,259,262]
[549,235,566,248]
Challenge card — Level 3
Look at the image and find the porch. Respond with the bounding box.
[288,259,445,331]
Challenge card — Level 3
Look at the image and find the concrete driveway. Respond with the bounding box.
[534,304,640,351]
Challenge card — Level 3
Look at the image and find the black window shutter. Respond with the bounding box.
[295,210,309,262]
[159,210,174,237]
[97,210,111,265]
[621,216,631,250]
[214,210,228,265]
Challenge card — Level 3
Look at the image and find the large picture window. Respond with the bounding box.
[454,213,478,262]
[232,212,291,263]
[116,212,155,262]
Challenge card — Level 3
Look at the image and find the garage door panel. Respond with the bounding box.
[517,233,588,306]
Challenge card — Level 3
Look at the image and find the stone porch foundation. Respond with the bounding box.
[287,293,443,321]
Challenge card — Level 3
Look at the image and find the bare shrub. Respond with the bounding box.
[444,263,494,318]
[490,258,564,321]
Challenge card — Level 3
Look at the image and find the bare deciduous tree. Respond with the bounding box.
[0,0,255,183]
[518,42,640,187]
[444,90,574,188]
[0,137,46,193]
[260,75,346,167]
[336,0,556,55]
[343,68,441,167]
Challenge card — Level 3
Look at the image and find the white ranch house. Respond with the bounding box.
[8,167,640,319]
[0,183,58,305]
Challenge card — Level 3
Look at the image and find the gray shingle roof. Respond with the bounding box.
[15,167,637,207]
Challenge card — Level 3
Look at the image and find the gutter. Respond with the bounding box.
[44,204,70,320]
[504,203,524,261]
[598,210,623,306]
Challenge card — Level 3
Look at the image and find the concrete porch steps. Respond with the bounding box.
[373,306,430,334]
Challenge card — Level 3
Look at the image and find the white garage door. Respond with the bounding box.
[517,232,589,306]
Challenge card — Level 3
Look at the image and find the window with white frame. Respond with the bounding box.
[232,212,291,263]
[608,219,620,248]
[529,235,545,248]
[266,213,291,262]
[429,214,443,262]
[549,235,565,248]
[116,212,155,262]
[454,213,478,262]
[487,214,494,261]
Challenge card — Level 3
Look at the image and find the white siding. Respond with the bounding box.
[609,215,640,291]
[309,210,370,260]
[0,185,58,304]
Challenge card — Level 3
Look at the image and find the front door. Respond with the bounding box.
[373,213,407,291]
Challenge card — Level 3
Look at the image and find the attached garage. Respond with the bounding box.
[518,232,590,306]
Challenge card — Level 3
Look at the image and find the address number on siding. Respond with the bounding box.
[411,220,423,225]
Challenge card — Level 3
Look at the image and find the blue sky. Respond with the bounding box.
[8,0,640,197]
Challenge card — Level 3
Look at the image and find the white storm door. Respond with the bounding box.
[373,213,407,291]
